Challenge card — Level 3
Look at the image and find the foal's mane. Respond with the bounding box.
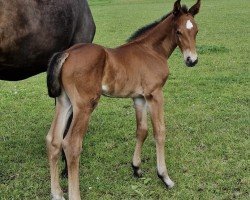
[127,5,188,42]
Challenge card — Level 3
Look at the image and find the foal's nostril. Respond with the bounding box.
[185,57,198,67]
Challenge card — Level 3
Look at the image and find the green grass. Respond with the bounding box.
[0,0,249,199]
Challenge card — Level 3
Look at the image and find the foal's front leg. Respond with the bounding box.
[132,97,148,177]
[146,89,174,188]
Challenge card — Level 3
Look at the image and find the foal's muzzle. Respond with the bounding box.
[185,57,198,67]
[183,50,198,67]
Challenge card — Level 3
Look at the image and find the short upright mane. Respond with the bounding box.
[127,5,188,42]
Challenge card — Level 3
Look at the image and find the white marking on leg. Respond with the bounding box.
[58,91,72,128]
[186,20,193,30]
[102,85,109,92]
[158,165,175,188]
[52,194,65,200]
[163,177,175,188]
[134,97,146,107]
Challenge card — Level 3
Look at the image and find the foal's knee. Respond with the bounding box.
[46,134,62,158]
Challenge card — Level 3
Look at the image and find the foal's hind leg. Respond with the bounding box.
[146,89,174,189]
[61,113,73,178]
[62,101,98,200]
[46,91,72,200]
[132,97,148,177]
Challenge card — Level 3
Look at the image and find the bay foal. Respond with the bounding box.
[46,0,201,199]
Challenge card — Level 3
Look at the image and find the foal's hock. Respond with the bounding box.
[46,0,201,199]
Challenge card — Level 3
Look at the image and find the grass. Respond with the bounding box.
[0,0,249,199]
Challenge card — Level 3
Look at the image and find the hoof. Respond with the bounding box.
[131,163,142,178]
[157,172,175,189]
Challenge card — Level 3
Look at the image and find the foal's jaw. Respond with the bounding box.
[183,49,198,67]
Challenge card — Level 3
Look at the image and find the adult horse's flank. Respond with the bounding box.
[0,0,95,81]
[46,0,201,199]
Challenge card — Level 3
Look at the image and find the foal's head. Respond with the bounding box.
[172,0,201,67]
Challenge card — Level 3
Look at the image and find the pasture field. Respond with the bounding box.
[0,0,249,199]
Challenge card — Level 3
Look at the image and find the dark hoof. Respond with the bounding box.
[157,172,175,189]
[131,163,142,178]
[61,168,68,179]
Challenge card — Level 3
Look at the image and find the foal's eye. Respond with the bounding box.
[176,30,182,36]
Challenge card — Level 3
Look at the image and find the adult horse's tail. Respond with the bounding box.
[47,52,69,98]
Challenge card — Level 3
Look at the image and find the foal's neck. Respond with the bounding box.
[140,15,177,59]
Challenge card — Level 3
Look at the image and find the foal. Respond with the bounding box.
[46,0,201,199]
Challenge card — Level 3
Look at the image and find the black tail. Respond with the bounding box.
[47,52,69,98]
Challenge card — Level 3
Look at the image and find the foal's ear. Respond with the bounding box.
[173,0,181,16]
[189,0,201,16]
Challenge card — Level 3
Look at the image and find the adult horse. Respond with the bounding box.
[0,0,95,81]
[46,0,201,199]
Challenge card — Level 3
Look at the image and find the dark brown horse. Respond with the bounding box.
[0,0,95,81]
[46,0,201,199]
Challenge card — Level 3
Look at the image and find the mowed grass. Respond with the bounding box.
[0,0,249,199]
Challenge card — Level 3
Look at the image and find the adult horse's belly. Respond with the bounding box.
[0,0,80,80]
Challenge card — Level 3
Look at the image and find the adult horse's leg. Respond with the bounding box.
[145,89,174,189]
[46,91,72,200]
[132,97,148,177]
[62,102,97,200]
[69,0,95,46]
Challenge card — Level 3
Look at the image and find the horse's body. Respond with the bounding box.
[0,0,95,81]
[46,1,201,199]
[58,42,169,99]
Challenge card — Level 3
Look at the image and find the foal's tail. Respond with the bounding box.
[47,52,69,98]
